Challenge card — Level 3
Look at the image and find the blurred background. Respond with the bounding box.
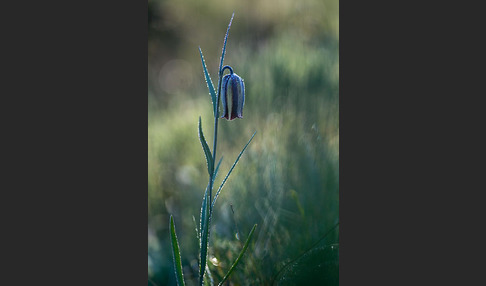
[148,0,338,285]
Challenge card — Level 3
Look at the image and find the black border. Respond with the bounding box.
[339,0,478,284]
[5,1,149,284]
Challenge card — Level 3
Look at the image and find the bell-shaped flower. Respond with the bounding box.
[221,73,245,120]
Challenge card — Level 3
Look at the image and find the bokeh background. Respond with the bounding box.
[148,0,338,285]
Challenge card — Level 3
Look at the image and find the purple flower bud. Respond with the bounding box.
[221,73,245,120]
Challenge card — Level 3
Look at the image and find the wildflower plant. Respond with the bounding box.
[169,13,257,286]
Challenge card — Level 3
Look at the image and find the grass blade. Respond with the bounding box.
[212,131,256,209]
[205,264,214,286]
[193,215,200,245]
[199,117,214,176]
[170,215,186,286]
[212,156,223,185]
[218,224,257,286]
[198,47,217,116]
[199,185,210,285]
[219,12,235,72]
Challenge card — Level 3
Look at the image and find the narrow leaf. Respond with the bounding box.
[198,47,217,116]
[199,185,210,284]
[170,215,186,286]
[219,13,235,73]
[199,186,209,241]
[212,156,223,185]
[199,117,214,176]
[218,224,257,286]
[193,215,200,245]
[212,131,256,209]
[205,264,214,286]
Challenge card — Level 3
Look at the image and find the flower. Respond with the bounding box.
[221,73,245,120]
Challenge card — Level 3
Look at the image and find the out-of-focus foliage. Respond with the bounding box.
[149,0,338,285]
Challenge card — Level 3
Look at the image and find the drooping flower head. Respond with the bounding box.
[221,72,245,120]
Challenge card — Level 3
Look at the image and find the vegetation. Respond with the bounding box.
[149,1,338,285]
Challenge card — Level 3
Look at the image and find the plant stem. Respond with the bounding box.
[200,14,233,284]
[209,68,223,215]
[200,64,224,286]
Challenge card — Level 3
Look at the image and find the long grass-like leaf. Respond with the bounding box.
[170,215,186,286]
[205,264,214,286]
[199,186,210,285]
[218,224,257,286]
[193,215,200,245]
[212,156,223,185]
[212,131,256,209]
[199,186,209,242]
[219,13,235,73]
[199,117,214,176]
[198,47,217,116]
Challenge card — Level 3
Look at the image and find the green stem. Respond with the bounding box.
[209,66,231,214]
[209,71,222,214]
[200,14,234,285]
[200,62,225,286]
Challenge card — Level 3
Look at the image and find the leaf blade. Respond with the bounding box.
[170,215,186,286]
[212,156,223,185]
[218,224,257,286]
[219,13,235,73]
[212,131,256,209]
[198,47,217,116]
[205,264,214,286]
[198,117,214,176]
[199,185,210,284]
[192,215,200,245]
